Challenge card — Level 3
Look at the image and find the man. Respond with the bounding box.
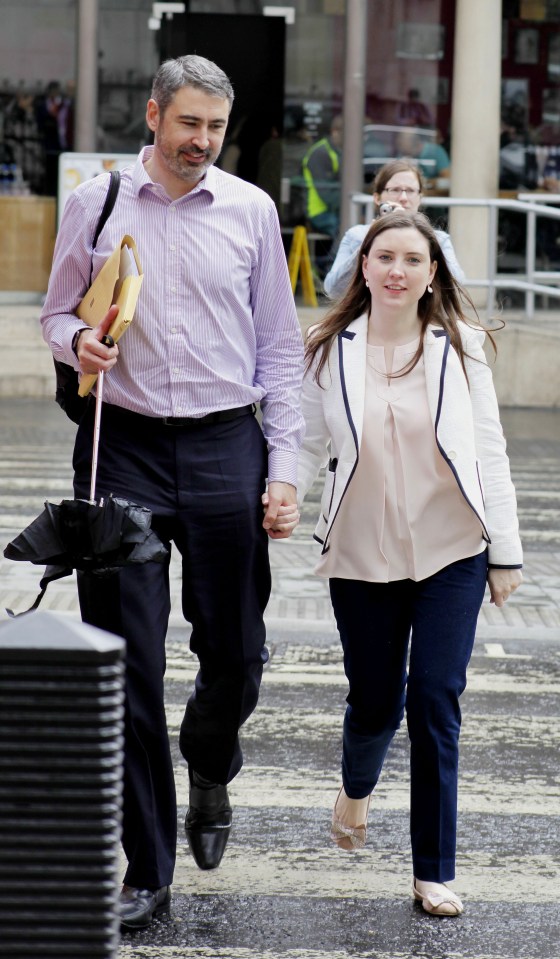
[396,88,434,128]
[301,114,343,239]
[35,80,73,195]
[40,55,304,931]
[395,129,450,180]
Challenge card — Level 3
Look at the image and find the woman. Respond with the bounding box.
[324,160,464,298]
[297,211,522,916]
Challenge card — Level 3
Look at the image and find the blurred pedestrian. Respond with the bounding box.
[324,160,464,298]
[34,80,73,195]
[395,128,450,180]
[40,54,304,931]
[296,210,522,916]
[396,88,434,128]
[302,114,343,239]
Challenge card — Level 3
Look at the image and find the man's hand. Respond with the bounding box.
[262,482,300,540]
[75,305,120,374]
[487,568,523,607]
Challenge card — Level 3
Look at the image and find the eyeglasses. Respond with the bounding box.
[383,187,421,197]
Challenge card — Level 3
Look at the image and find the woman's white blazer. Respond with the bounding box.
[297,315,523,570]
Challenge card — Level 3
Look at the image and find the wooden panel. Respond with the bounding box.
[0,197,56,292]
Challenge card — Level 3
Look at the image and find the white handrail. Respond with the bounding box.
[349,192,560,318]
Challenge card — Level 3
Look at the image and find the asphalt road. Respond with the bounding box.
[0,399,559,959]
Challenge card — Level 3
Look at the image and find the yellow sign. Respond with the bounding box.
[287,226,318,307]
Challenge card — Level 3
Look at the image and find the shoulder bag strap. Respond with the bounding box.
[92,169,121,249]
[88,169,121,285]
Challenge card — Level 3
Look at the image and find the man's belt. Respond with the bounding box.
[99,403,256,429]
[162,404,255,427]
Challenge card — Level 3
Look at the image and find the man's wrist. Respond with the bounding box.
[71,328,88,358]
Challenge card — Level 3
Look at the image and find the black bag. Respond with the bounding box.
[53,170,121,424]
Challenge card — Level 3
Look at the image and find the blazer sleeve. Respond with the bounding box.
[463,326,523,568]
[323,226,365,298]
[297,352,332,505]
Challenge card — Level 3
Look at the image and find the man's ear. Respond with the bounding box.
[146,99,159,134]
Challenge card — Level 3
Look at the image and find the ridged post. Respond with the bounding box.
[0,611,125,958]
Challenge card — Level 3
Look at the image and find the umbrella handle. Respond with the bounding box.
[89,369,104,504]
[89,335,113,504]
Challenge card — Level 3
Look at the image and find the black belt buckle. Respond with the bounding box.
[162,416,195,427]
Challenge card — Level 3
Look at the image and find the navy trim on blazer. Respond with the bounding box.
[321,332,361,554]
[432,329,491,543]
[488,563,523,570]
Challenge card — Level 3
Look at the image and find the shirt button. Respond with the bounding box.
[448,450,457,460]
[170,286,176,293]
[171,326,178,333]
[173,368,180,374]
[170,244,176,251]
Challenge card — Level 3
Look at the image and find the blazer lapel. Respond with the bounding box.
[337,313,368,451]
[423,325,448,427]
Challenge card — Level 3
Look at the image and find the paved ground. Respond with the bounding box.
[0,323,559,958]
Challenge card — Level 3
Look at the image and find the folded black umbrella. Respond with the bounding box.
[3,496,168,616]
[3,369,168,616]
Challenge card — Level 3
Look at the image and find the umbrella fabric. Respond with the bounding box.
[3,495,168,616]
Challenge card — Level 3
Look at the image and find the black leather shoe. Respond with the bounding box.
[185,769,232,870]
[118,885,171,930]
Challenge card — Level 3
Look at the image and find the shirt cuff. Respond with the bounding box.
[268,449,298,488]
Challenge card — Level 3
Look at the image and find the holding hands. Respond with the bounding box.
[262,482,300,539]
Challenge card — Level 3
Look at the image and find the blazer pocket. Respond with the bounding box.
[322,458,338,522]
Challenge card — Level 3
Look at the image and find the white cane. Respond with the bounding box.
[89,334,114,505]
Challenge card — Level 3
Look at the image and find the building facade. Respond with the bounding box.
[1,0,559,291]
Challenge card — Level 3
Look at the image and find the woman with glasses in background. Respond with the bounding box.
[324,160,464,298]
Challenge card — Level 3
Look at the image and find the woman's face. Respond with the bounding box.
[374,169,422,212]
[362,226,436,311]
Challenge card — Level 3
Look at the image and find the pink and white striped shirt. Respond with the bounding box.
[40,146,305,485]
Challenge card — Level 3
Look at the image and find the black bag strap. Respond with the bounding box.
[53,169,122,424]
[92,169,121,249]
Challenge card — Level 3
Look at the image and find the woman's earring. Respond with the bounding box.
[427,284,433,294]
[365,279,369,288]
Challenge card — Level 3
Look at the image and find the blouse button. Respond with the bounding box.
[448,450,457,460]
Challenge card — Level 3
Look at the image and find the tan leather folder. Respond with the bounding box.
[77,234,143,397]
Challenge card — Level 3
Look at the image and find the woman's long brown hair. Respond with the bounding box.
[307,210,497,381]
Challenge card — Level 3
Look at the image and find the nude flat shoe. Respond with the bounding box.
[330,785,371,851]
[413,878,464,916]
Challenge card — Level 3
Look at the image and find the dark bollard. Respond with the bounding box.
[0,611,125,958]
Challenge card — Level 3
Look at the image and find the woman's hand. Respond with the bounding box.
[262,487,300,540]
[487,568,523,607]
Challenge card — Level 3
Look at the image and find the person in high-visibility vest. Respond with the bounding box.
[302,115,343,239]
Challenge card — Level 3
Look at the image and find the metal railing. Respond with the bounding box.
[350,192,560,318]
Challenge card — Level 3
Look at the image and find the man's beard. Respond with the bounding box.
[161,141,218,182]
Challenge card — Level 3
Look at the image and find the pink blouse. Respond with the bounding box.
[315,337,485,582]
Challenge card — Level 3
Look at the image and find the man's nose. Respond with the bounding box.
[192,129,209,149]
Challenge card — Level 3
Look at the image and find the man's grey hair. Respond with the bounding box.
[151,55,235,116]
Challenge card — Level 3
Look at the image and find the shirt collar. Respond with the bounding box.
[133,145,217,200]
